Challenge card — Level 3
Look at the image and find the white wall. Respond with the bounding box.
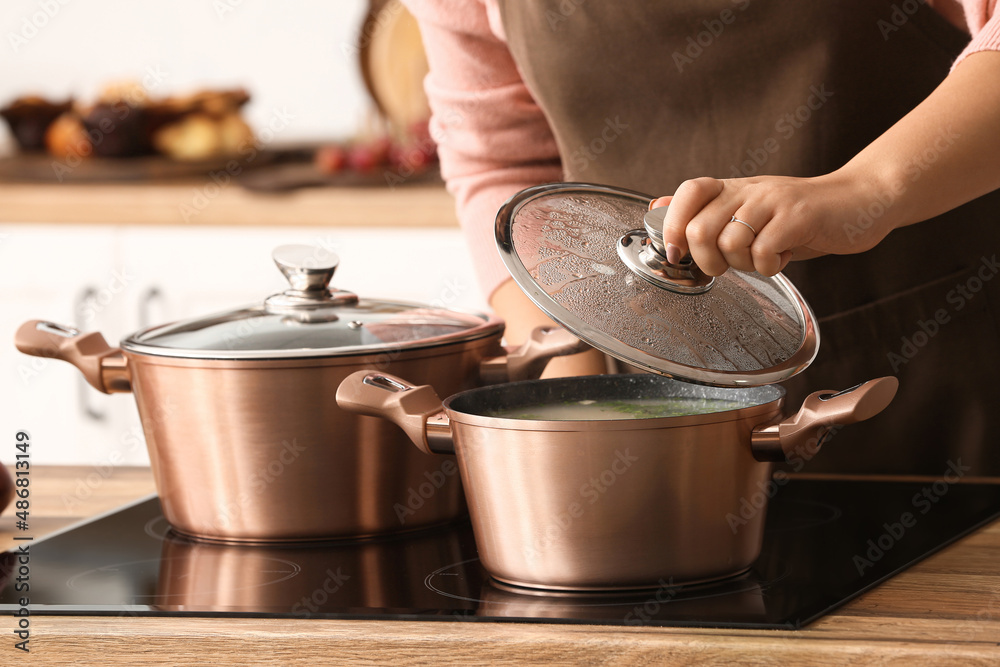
[1,0,372,149]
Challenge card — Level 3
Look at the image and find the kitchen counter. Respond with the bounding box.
[2,465,999,666]
[0,182,458,227]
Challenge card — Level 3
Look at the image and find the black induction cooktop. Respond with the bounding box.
[3,479,1000,629]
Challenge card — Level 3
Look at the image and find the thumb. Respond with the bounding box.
[777,250,794,273]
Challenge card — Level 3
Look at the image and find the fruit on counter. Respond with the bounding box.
[388,142,433,170]
[0,95,73,152]
[346,136,390,173]
[315,144,347,173]
[315,122,437,177]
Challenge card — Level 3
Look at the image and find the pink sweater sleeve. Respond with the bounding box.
[403,0,563,299]
[953,0,1000,66]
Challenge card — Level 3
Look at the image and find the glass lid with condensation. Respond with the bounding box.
[495,183,819,386]
[121,245,499,360]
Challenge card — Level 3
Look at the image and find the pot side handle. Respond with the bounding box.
[14,320,131,394]
[336,370,454,455]
[751,376,899,462]
[480,326,588,384]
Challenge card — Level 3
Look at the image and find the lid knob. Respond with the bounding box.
[616,207,715,294]
[273,244,339,294]
[265,245,358,321]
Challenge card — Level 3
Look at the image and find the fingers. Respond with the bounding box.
[662,178,724,260]
[749,220,800,276]
[649,176,814,278]
[685,197,743,276]
[716,210,758,273]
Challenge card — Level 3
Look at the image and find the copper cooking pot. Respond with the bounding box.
[13,245,583,542]
[336,371,897,590]
[333,182,900,590]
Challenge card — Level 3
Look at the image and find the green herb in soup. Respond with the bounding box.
[494,397,743,421]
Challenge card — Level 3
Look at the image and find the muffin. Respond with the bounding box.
[1,96,74,152]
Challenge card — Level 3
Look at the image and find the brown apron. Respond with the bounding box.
[498,0,1000,475]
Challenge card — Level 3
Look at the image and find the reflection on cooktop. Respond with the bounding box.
[2,480,999,629]
[426,558,793,624]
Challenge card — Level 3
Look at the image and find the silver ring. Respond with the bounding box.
[729,215,757,235]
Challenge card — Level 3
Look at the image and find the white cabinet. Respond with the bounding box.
[0,225,138,467]
[0,223,486,466]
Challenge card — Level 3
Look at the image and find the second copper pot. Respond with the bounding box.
[13,246,584,542]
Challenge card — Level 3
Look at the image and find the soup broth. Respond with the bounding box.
[492,397,744,421]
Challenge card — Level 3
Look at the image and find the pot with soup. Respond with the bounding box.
[337,182,899,590]
[336,371,897,590]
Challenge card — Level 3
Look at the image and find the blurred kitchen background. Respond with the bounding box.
[0,0,486,466]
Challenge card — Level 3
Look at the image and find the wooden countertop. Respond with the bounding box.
[0,182,458,227]
[2,465,1000,666]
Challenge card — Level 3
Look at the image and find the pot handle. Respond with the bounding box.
[14,320,131,394]
[751,376,899,462]
[480,326,588,384]
[336,370,454,455]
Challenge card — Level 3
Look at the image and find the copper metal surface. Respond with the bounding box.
[447,412,775,590]
[15,318,582,542]
[124,344,491,542]
[337,372,897,590]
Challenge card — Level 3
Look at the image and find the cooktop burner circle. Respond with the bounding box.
[66,556,302,600]
[424,557,793,612]
[144,515,172,541]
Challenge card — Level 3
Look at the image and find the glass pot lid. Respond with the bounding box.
[122,245,499,360]
[495,183,819,386]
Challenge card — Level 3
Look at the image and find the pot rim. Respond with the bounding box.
[441,374,786,432]
[121,332,507,369]
[119,305,505,361]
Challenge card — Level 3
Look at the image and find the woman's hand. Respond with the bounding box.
[651,172,895,277]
